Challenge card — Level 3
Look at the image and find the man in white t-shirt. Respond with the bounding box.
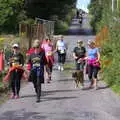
[56,35,67,71]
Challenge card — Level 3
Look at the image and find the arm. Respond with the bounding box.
[55,42,58,52]
[97,51,100,61]
[26,55,32,71]
[42,50,47,65]
[73,47,78,59]
[73,52,78,59]
[20,54,24,66]
[65,42,68,50]
[84,53,88,60]
[83,47,88,60]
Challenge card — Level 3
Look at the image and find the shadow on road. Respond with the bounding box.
[67,29,95,36]
[57,78,73,82]
[82,85,109,91]
[20,89,79,99]
[97,85,109,90]
[42,96,77,102]
[0,111,47,120]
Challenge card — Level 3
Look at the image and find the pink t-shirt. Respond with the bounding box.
[41,43,53,56]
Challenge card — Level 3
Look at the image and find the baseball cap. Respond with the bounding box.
[12,44,19,48]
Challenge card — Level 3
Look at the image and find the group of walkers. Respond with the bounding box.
[3,35,67,102]
[2,34,100,102]
[73,39,100,90]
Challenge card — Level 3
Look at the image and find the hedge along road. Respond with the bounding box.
[0,14,120,120]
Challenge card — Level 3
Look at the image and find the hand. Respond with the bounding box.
[95,59,99,63]
[45,64,49,68]
[74,56,78,59]
[83,57,88,60]
[78,58,82,61]
[3,80,8,88]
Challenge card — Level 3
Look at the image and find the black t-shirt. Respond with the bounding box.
[73,46,86,60]
[28,51,47,68]
[10,53,24,67]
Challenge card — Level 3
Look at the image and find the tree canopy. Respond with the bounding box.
[0,0,77,33]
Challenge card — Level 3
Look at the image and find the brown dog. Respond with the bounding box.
[74,71,84,88]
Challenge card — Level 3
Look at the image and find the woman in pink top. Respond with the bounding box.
[41,38,54,83]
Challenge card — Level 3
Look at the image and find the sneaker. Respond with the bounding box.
[10,93,15,99]
[47,80,51,83]
[36,97,40,103]
[61,66,64,71]
[93,85,98,90]
[15,95,20,99]
[36,99,40,103]
[58,66,61,70]
[79,85,84,90]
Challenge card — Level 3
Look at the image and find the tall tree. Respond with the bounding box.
[25,0,77,19]
[0,0,25,32]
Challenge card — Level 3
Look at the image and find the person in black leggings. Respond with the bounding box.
[9,44,24,99]
[56,35,67,71]
[28,40,47,102]
[87,40,100,89]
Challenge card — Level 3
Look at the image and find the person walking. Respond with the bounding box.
[9,44,24,99]
[41,37,55,83]
[26,39,40,71]
[73,40,86,88]
[56,35,67,71]
[86,40,101,89]
[27,40,48,102]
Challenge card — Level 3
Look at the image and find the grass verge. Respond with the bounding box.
[112,85,120,96]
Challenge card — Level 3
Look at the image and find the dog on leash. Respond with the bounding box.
[72,71,84,88]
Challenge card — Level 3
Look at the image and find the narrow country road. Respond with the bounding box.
[0,14,120,120]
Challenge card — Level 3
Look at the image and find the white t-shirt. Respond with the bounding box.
[56,40,66,51]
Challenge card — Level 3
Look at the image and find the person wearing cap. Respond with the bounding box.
[73,40,86,88]
[41,37,55,83]
[56,35,67,71]
[9,43,24,99]
[27,40,47,102]
[86,40,100,89]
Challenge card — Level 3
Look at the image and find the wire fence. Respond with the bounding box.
[19,18,55,50]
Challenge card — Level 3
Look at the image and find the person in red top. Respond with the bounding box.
[26,39,41,71]
[27,40,48,102]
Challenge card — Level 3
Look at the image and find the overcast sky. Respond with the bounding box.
[76,0,91,12]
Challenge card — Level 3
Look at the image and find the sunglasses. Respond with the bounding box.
[13,47,19,49]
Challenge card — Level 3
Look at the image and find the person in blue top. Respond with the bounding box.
[86,40,100,89]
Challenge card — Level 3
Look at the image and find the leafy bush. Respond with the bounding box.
[89,0,120,94]
[101,22,120,88]
[55,20,69,34]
